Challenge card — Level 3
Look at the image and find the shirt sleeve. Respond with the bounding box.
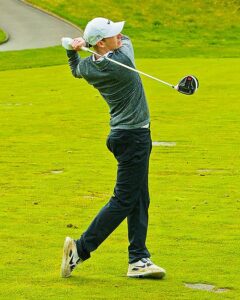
[119,35,135,66]
[66,50,83,78]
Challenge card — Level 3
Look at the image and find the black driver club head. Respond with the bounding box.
[175,75,199,95]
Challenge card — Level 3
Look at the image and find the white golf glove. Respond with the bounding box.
[61,37,74,50]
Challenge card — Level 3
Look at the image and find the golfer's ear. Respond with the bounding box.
[96,40,105,48]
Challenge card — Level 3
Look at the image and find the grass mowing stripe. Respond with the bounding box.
[0,58,239,299]
[0,46,72,72]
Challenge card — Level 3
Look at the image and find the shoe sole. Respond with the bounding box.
[61,237,73,278]
[127,270,166,279]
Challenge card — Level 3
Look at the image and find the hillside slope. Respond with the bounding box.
[26,0,240,58]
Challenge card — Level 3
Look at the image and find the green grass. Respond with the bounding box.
[0,58,239,299]
[26,0,240,58]
[0,28,7,44]
[0,0,239,72]
[0,46,66,71]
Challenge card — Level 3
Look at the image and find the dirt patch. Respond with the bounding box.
[152,141,176,147]
[184,283,229,293]
[51,169,64,174]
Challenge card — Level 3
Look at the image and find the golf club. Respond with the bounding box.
[81,46,199,95]
[61,38,199,95]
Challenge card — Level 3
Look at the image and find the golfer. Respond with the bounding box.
[61,17,166,279]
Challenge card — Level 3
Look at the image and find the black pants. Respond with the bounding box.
[76,128,152,263]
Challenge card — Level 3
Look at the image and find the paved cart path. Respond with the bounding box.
[0,0,82,51]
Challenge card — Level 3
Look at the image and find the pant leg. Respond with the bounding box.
[127,132,152,263]
[127,162,151,263]
[76,129,150,261]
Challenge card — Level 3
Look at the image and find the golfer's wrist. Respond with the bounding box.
[85,41,91,48]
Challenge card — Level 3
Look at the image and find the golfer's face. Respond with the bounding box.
[102,34,122,50]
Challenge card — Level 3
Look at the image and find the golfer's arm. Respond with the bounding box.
[120,35,135,66]
[66,50,83,78]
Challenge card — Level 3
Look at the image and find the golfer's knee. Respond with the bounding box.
[109,193,138,211]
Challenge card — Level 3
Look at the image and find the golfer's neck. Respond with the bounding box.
[93,46,110,59]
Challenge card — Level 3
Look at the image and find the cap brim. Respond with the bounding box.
[104,21,125,38]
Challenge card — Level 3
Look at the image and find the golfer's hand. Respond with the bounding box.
[71,37,86,51]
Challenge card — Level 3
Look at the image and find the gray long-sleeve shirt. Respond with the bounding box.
[67,36,150,130]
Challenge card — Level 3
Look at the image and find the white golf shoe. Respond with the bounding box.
[127,258,166,279]
[61,237,82,278]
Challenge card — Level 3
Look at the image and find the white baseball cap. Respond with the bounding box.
[83,17,125,46]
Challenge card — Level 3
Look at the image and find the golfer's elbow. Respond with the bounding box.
[71,67,83,78]
[71,70,80,78]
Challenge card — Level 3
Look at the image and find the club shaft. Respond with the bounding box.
[81,47,175,89]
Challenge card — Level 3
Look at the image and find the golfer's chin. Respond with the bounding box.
[116,41,123,49]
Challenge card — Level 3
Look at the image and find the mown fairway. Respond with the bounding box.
[0,57,239,299]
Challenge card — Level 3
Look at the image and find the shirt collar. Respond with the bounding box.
[92,51,113,62]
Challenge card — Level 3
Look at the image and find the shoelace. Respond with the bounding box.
[132,258,154,269]
[69,249,81,271]
[145,258,154,266]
